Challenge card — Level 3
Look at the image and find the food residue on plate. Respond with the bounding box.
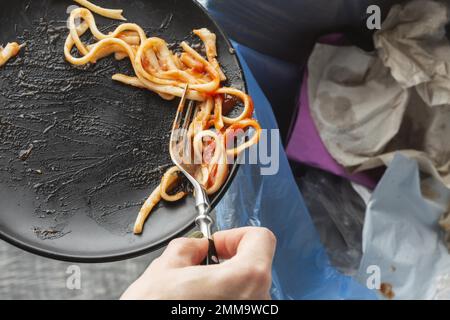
[33,224,71,240]
[18,143,34,161]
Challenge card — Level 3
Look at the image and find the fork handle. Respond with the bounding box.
[202,238,219,265]
[195,205,219,265]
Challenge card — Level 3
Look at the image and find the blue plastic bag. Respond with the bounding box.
[216,41,376,300]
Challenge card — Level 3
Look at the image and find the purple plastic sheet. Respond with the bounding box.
[286,35,380,189]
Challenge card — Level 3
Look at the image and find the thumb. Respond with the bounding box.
[158,237,209,268]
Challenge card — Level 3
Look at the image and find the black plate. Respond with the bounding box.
[0,0,245,262]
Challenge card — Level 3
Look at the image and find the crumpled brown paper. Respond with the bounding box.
[308,0,450,188]
[375,0,450,107]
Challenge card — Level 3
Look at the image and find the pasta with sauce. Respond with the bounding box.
[64,4,261,234]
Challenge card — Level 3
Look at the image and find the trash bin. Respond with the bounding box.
[199,0,405,299]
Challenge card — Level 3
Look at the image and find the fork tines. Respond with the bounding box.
[170,85,197,165]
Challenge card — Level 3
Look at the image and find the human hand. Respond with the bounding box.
[121,227,276,300]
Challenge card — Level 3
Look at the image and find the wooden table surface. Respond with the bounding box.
[0,240,163,299]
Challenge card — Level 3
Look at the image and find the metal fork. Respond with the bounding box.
[169,84,219,265]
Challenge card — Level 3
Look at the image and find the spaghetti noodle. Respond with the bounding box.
[73,0,126,21]
[64,6,261,234]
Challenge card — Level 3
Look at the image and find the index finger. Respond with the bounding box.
[212,227,276,264]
